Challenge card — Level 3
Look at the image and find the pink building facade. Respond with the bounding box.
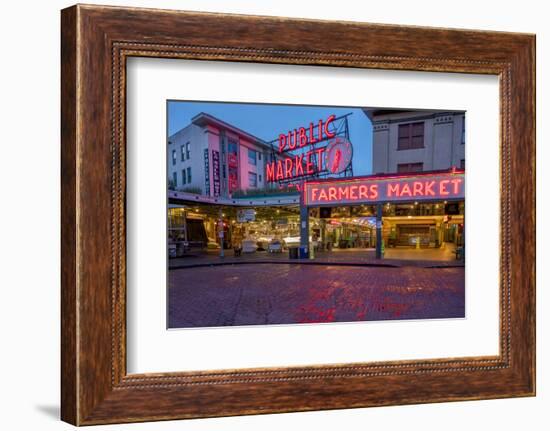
[168,113,273,197]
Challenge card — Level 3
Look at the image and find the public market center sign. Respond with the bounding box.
[303,171,464,206]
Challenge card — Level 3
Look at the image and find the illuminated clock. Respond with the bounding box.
[325,137,353,174]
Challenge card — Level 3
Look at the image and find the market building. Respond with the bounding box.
[302,169,464,259]
[168,112,273,197]
[364,108,466,174]
[362,108,466,258]
[168,109,465,262]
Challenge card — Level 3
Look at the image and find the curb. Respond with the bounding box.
[169,260,465,270]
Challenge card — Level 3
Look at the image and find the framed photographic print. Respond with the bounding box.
[61,4,535,425]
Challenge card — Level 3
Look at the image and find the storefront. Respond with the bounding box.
[302,169,465,259]
[167,191,302,257]
[169,168,464,261]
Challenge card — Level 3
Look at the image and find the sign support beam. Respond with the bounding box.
[300,201,309,258]
[376,203,383,259]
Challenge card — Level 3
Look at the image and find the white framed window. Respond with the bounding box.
[248,148,257,165]
[248,171,257,188]
[228,140,238,154]
[397,162,423,173]
[398,122,424,150]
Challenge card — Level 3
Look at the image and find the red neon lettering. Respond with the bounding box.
[295,155,304,176]
[278,134,286,153]
[370,184,379,199]
[424,181,435,196]
[338,187,349,200]
[309,123,317,144]
[451,178,462,194]
[277,114,336,153]
[284,158,293,178]
[306,152,315,174]
[439,180,450,195]
[315,147,325,171]
[276,160,284,180]
[298,127,307,147]
[387,183,400,197]
[359,185,369,199]
[266,162,275,182]
[328,187,337,201]
[349,186,358,200]
[318,188,328,201]
[324,114,336,138]
[400,183,412,197]
[287,131,295,150]
[413,181,424,196]
[311,188,319,202]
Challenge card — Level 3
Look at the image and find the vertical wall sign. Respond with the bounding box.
[212,150,221,197]
[203,148,210,196]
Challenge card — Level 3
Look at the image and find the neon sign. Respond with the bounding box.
[266,148,326,182]
[266,114,353,183]
[325,137,353,174]
[304,172,464,206]
[277,114,336,153]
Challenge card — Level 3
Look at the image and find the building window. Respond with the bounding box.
[186,142,190,159]
[172,150,177,165]
[187,167,192,184]
[248,148,257,165]
[180,145,185,161]
[248,172,257,188]
[460,159,465,170]
[259,174,262,183]
[228,140,238,154]
[258,152,262,161]
[397,162,423,173]
[461,116,465,145]
[172,172,177,187]
[182,169,186,185]
[398,122,424,150]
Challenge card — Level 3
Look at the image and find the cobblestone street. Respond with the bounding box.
[168,264,465,328]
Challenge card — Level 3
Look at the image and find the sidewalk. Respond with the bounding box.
[169,244,464,269]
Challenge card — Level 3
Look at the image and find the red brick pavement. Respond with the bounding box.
[168,264,465,328]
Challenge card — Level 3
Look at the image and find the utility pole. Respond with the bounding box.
[376,204,383,259]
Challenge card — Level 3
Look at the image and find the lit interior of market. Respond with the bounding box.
[168,200,464,256]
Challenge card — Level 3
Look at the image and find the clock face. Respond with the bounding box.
[325,137,353,174]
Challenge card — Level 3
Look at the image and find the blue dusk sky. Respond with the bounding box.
[167,100,374,175]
